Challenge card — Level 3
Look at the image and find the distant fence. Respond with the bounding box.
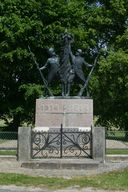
[0,132,18,151]
[0,130,127,156]
[106,131,128,154]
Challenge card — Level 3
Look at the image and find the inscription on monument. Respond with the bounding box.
[41,103,91,113]
[35,99,93,127]
[42,104,59,112]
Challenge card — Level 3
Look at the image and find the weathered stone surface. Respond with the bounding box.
[35,98,93,128]
[92,127,106,162]
[18,127,31,161]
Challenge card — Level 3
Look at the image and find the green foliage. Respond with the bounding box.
[0,0,43,130]
[0,0,128,130]
[93,50,128,130]
[87,0,128,130]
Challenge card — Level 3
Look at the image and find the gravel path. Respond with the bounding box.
[106,140,128,149]
[0,185,127,192]
[1,139,128,149]
[0,158,128,177]
[0,158,128,192]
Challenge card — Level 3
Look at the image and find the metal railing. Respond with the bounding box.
[106,131,128,154]
[0,132,18,151]
[31,126,92,159]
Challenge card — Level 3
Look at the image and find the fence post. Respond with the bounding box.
[92,127,105,162]
[18,127,31,161]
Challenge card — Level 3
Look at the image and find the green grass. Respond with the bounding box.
[0,119,7,130]
[0,149,127,156]
[0,140,5,144]
[106,131,128,141]
[0,150,17,155]
[0,169,128,190]
[106,149,128,155]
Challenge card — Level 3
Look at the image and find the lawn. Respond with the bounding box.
[0,150,17,155]
[106,149,128,155]
[0,168,128,190]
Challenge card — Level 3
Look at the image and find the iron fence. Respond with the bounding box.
[0,132,18,151]
[106,131,128,154]
[31,126,92,159]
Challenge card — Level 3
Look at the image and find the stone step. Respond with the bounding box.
[21,158,99,170]
[106,155,128,162]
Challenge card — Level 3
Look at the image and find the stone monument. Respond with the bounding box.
[35,98,93,129]
[18,33,105,162]
[34,32,97,131]
[18,36,106,163]
[18,1,105,163]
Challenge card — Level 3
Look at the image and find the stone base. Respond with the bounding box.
[35,97,93,128]
[21,159,99,170]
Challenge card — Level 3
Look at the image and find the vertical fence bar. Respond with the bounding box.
[31,130,33,158]
[60,124,63,158]
[90,125,93,158]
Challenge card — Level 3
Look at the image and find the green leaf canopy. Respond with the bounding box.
[0,0,128,130]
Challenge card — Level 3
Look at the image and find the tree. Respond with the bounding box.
[88,0,128,130]
[0,0,44,130]
[0,0,89,130]
[92,50,128,130]
[0,0,128,131]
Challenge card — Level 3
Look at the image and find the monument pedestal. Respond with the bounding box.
[35,97,93,128]
[18,97,105,162]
